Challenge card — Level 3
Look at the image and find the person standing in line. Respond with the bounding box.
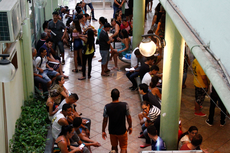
[192,58,208,117]
[83,0,97,21]
[102,88,132,153]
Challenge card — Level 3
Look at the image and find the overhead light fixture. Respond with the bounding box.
[139,34,165,57]
[0,54,16,82]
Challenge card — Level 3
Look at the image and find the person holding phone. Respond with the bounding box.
[54,125,82,153]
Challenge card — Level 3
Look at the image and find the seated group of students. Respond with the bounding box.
[46,82,101,152]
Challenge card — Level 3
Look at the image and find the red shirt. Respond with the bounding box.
[180,143,191,150]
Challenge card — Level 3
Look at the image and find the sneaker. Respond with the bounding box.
[220,121,226,126]
[205,120,213,126]
[131,87,137,91]
[129,86,134,89]
[195,112,206,117]
[92,18,98,21]
[140,144,151,148]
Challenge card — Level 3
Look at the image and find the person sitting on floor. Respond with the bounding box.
[32,48,48,93]
[149,76,162,100]
[36,47,60,88]
[46,89,59,121]
[178,126,198,150]
[180,134,203,151]
[139,101,161,148]
[54,125,83,153]
[147,124,166,151]
[50,75,69,105]
[142,65,159,86]
[110,29,131,70]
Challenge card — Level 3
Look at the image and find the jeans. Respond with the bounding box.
[85,3,95,19]
[52,40,64,56]
[113,5,121,18]
[208,87,226,124]
[34,76,48,92]
[126,71,139,88]
[142,115,160,144]
[82,53,94,77]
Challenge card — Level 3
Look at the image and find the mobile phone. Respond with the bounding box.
[79,143,85,149]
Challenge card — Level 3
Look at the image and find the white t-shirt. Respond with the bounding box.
[52,110,65,139]
[35,56,48,70]
[178,135,190,150]
[84,0,91,3]
[58,99,67,110]
[131,47,138,68]
[142,73,151,86]
[62,14,68,26]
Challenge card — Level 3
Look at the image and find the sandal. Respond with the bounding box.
[78,77,86,80]
[64,75,69,79]
[111,67,118,70]
[72,69,78,73]
[101,73,109,77]
[104,69,110,73]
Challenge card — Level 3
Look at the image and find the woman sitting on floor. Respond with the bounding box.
[46,89,59,120]
[54,125,82,153]
[178,126,198,150]
[110,29,131,70]
[50,75,69,105]
[149,76,162,100]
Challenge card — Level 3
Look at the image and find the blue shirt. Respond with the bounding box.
[152,136,166,151]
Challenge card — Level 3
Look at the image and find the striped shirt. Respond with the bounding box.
[148,106,161,122]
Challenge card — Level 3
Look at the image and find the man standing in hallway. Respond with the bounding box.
[48,11,67,65]
[83,0,97,21]
[192,58,208,117]
[102,88,132,153]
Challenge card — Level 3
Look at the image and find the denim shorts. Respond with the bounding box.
[41,69,58,82]
[100,50,109,65]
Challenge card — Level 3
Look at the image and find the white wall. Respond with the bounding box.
[0,41,25,152]
[172,0,230,76]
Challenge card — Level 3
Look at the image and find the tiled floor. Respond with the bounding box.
[62,1,230,153]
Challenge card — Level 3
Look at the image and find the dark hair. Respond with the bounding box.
[147,124,157,136]
[99,17,107,25]
[85,13,89,18]
[73,117,82,128]
[141,101,153,108]
[111,88,120,101]
[146,55,157,61]
[50,89,59,97]
[121,29,128,38]
[77,14,83,20]
[191,134,202,147]
[55,75,64,84]
[42,21,49,30]
[69,93,79,101]
[150,65,159,71]
[150,76,159,88]
[52,11,59,15]
[41,32,47,39]
[139,83,148,93]
[181,126,198,138]
[62,103,72,111]
[46,38,53,43]
[111,18,116,23]
[134,49,141,55]
[86,29,95,51]
[147,30,154,34]
[115,13,120,20]
[75,6,82,13]
[73,19,82,34]
[59,125,73,136]
[39,47,46,53]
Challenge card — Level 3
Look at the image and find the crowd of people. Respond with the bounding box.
[30,1,227,152]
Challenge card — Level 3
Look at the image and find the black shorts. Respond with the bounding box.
[195,86,206,105]
[125,9,132,16]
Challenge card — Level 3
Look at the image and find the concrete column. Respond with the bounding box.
[52,0,59,10]
[132,0,145,49]
[160,13,185,149]
[21,0,34,99]
[45,0,52,20]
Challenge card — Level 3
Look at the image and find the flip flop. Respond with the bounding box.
[72,69,78,73]
[64,75,69,79]
[111,67,118,70]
